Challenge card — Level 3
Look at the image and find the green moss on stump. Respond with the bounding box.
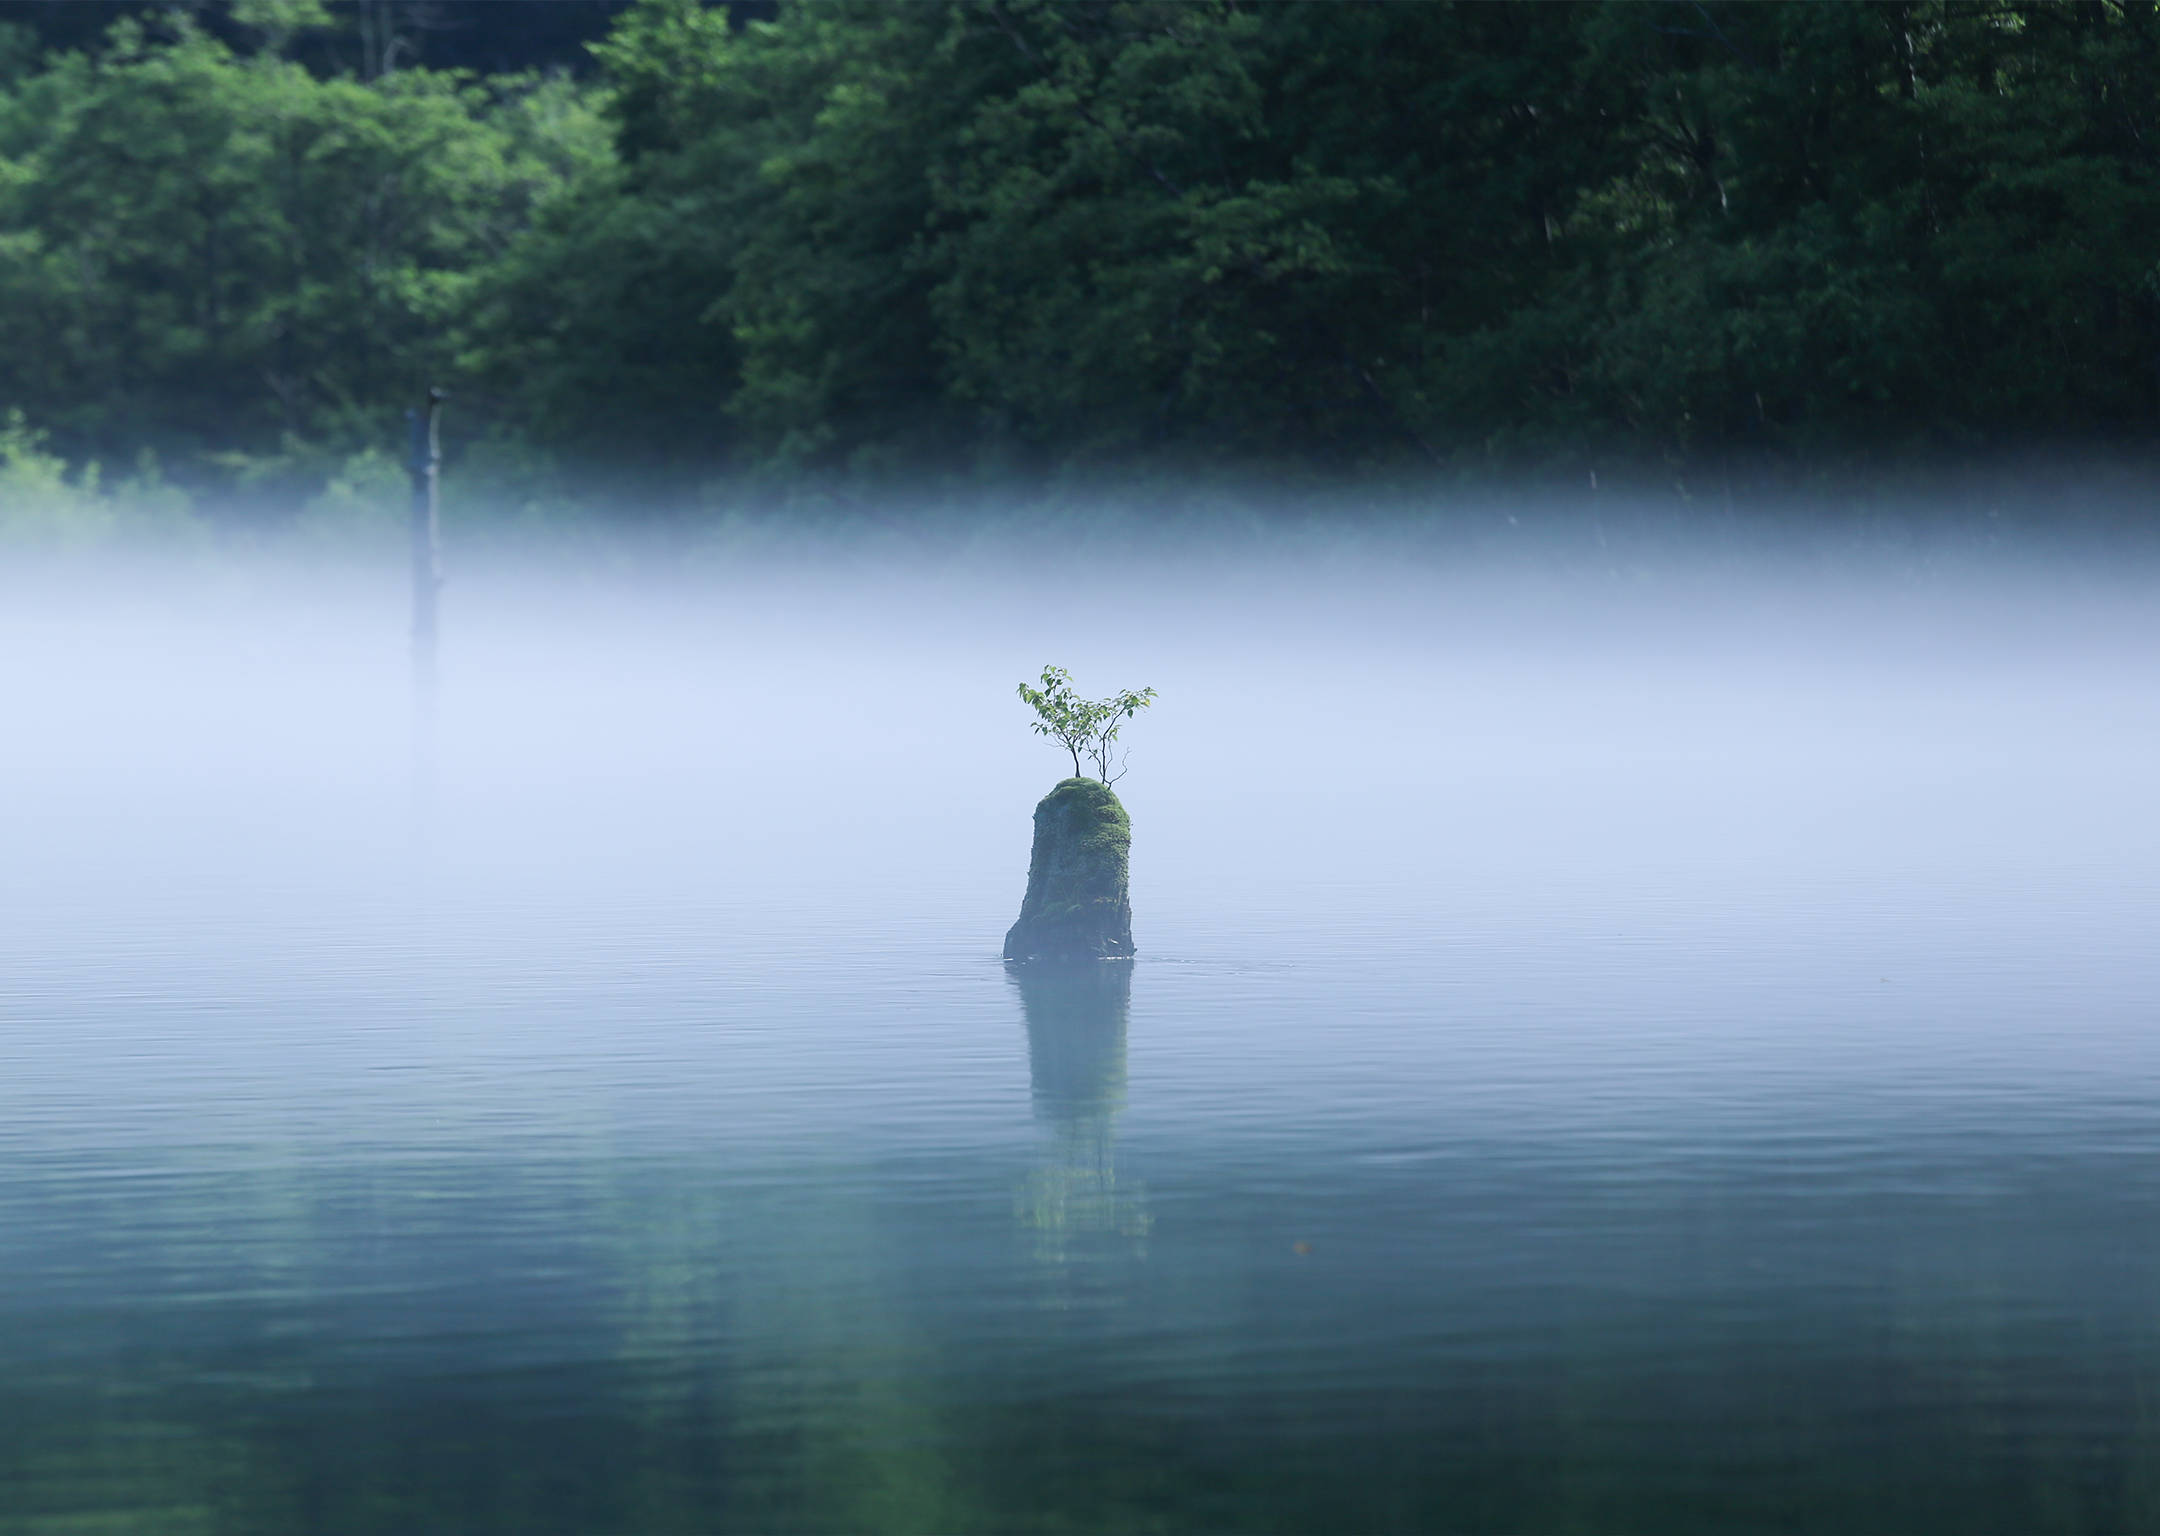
[1003,778,1134,962]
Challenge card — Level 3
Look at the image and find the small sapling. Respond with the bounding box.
[1016,666,1156,783]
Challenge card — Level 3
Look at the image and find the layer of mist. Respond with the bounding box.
[2,501,2151,1145]
[2,500,2156,1531]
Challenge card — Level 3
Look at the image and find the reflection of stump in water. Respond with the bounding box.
[1011,960,1149,1258]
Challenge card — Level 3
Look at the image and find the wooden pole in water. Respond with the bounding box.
[407,387,445,695]
[407,387,447,855]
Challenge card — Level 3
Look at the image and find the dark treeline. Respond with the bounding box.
[0,0,2154,516]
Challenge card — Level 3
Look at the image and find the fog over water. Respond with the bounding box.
[2,508,2157,1531]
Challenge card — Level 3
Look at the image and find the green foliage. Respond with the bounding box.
[517,0,2160,482]
[0,409,200,545]
[228,0,333,58]
[289,446,407,552]
[0,13,606,493]
[0,0,2156,505]
[1017,665,1156,783]
[0,409,113,543]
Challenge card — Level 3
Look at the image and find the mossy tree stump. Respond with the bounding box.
[1003,778,1134,962]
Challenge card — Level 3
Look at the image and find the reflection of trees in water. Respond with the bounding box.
[1011,960,1149,1258]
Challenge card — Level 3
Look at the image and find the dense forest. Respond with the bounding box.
[0,0,2154,523]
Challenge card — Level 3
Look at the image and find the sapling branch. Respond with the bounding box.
[1017,666,1156,784]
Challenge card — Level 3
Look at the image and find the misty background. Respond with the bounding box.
[5,528,2153,1139]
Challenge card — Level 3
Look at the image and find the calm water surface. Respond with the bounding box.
[0,546,2156,1533]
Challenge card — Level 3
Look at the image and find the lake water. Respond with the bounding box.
[1,530,2157,1533]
